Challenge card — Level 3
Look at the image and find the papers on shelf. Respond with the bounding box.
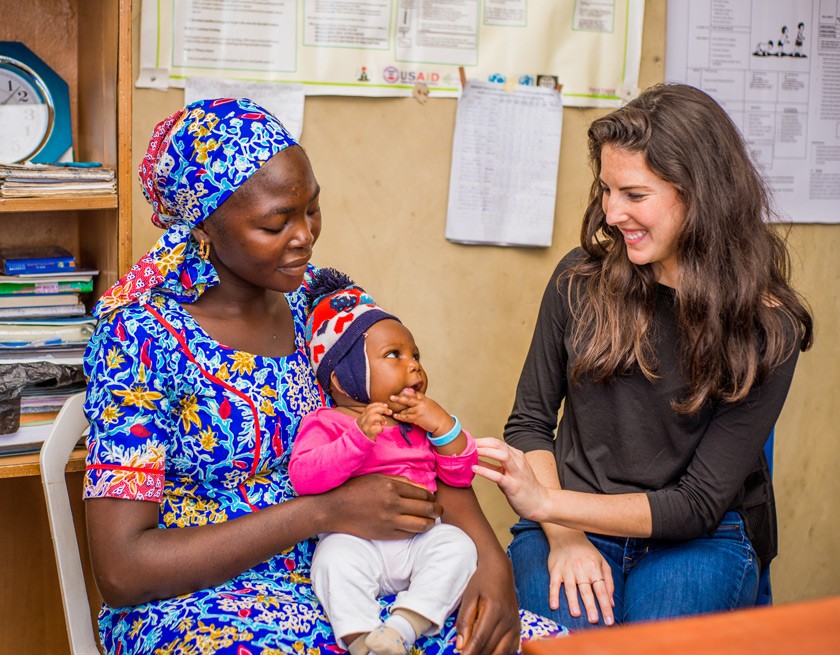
[0,269,97,329]
[445,81,563,247]
[0,422,53,455]
[0,182,117,197]
[0,293,82,309]
[0,316,96,347]
[0,163,115,181]
[0,345,87,365]
[22,381,86,413]
[0,315,95,366]
[0,303,86,320]
[0,420,87,456]
[0,270,96,295]
[0,163,116,198]
[0,268,99,280]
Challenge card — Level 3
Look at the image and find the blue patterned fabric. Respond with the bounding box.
[94,97,298,318]
[82,276,564,653]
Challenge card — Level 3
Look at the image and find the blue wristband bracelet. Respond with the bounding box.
[427,415,461,447]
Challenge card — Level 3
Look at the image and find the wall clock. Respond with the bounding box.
[0,41,72,164]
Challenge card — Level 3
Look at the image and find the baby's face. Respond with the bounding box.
[364,319,428,409]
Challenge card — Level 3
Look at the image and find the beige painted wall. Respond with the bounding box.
[131,0,838,604]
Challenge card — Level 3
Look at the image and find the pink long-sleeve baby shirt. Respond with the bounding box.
[288,407,477,495]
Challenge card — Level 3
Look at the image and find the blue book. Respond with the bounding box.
[0,246,76,275]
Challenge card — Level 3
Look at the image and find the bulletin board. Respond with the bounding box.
[138,0,645,107]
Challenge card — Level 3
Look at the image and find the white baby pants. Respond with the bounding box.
[310,522,478,648]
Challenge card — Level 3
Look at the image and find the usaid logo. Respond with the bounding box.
[382,66,441,85]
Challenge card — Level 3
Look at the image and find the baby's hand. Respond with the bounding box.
[391,388,454,435]
[357,402,392,440]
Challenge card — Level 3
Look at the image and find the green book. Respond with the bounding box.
[0,270,96,296]
[0,278,93,295]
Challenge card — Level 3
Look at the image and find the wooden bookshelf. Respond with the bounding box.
[0,195,119,212]
[0,0,131,651]
[0,0,132,290]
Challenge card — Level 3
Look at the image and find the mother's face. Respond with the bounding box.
[199,146,322,293]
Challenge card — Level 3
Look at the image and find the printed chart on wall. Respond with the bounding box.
[137,0,645,108]
[666,0,840,224]
[446,81,563,246]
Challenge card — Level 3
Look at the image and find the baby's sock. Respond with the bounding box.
[364,609,432,655]
[347,633,372,655]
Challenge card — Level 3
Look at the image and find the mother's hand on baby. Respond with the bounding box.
[320,474,442,540]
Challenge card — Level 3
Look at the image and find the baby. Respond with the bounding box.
[289,268,478,655]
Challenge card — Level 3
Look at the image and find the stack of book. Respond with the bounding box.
[0,314,96,365]
[0,246,90,320]
[0,162,116,198]
[0,314,93,453]
[0,246,98,364]
[0,248,97,453]
[0,379,88,455]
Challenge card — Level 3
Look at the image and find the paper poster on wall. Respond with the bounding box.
[445,81,563,247]
[666,0,840,224]
[137,0,646,108]
[184,78,306,141]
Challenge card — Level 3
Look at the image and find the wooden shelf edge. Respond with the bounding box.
[0,195,118,213]
[0,447,86,479]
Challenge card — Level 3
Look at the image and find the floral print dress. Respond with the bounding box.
[83,283,563,655]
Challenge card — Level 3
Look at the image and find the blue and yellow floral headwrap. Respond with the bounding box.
[94,97,298,318]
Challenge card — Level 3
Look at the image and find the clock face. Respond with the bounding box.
[0,60,53,163]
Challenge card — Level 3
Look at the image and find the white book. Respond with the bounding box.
[0,293,80,309]
[0,422,87,455]
[0,318,95,345]
[0,268,99,281]
[0,303,86,319]
[0,423,51,455]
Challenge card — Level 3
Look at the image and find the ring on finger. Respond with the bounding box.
[592,578,605,585]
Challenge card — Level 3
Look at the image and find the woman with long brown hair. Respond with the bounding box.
[474,83,813,630]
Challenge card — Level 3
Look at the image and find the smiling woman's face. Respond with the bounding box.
[201,145,322,293]
[599,143,686,288]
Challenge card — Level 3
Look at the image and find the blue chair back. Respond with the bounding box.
[755,429,774,606]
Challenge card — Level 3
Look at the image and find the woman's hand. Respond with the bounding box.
[472,438,551,522]
[435,482,520,655]
[544,525,615,625]
[320,474,442,540]
[456,548,520,655]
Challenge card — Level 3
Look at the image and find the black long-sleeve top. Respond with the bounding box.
[505,249,800,568]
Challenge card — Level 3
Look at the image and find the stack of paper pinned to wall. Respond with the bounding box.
[445,80,564,247]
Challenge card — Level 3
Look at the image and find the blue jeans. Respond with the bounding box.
[508,511,759,630]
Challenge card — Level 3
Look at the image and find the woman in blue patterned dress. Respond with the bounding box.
[83,98,562,655]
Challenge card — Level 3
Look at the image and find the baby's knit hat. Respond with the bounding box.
[305,268,398,402]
